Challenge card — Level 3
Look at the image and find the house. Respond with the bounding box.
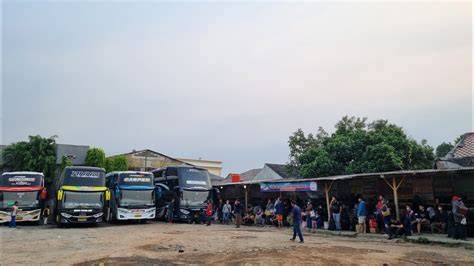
[108,149,189,172]
[212,163,297,186]
[436,132,474,169]
[175,157,223,176]
[55,144,89,165]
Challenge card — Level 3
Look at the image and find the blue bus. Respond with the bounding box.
[152,166,218,223]
[105,171,155,222]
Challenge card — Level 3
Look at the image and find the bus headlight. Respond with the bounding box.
[61,212,72,218]
[92,212,103,218]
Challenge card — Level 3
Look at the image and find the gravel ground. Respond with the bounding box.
[1,222,473,265]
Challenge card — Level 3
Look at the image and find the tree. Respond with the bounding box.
[435,142,454,158]
[59,155,73,173]
[85,148,106,168]
[289,116,435,178]
[3,135,57,182]
[105,155,128,172]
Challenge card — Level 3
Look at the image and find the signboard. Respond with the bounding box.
[186,180,207,185]
[260,181,317,192]
[1,174,42,186]
[71,171,101,179]
[8,176,37,186]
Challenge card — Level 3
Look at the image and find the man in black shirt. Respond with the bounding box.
[234,199,243,228]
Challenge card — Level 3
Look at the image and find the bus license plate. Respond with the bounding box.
[78,217,87,222]
[134,214,142,218]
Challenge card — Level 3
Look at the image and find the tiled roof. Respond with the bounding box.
[265,163,290,178]
[240,168,262,181]
[452,132,474,158]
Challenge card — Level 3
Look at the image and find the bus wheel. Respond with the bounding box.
[56,214,63,228]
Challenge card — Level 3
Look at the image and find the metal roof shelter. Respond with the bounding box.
[215,167,474,221]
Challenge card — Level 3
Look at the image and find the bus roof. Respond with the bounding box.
[106,171,151,177]
[64,166,105,172]
[150,165,208,173]
[2,171,44,176]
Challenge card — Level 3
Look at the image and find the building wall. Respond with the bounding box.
[110,150,186,172]
[176,158,223,176]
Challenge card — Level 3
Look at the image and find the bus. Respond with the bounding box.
[52,166,110,227]
[106,171,155,222]
[152,166,218,222]
[0,172,47,225]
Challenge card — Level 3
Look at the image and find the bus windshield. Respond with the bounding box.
[63,191,103,209]
[0,173,43,187]
[0,191,39,208]
[178,168,211,189]
[62,168,105,187]
[119,190,154,207]
[181,190,210,207]
[119,173,153,187]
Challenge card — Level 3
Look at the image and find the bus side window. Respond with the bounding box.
[165,168,178,188]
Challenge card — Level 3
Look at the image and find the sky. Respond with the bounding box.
[1,1,472,175]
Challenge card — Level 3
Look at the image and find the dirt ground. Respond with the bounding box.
[1,222,473,265]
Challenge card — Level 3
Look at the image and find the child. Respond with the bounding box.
[43,205,50,225]
[9,201,20,228]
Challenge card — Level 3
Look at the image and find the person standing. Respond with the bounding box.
[452,195,467,240]
[223,200,232,225]
[305,200,313,233]
[290,200,304,243]
[167,198,175,223]
[330,196,342,231]
[357,197,366,233]
[217,199,224,224]
[234,199,242,228]
[9,201,20,228]
[206,200,213,226]
[376,195,386,233]
[43,205,50,225]
[275,198,285,229]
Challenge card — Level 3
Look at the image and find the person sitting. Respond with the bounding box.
[368,215,378,233]
[388,219,405,239]
[431,205,448,234]
[255,208,265,226]
[414,205,430,234]
[243,211,255,225]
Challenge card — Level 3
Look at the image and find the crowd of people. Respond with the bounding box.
[201,194,470,241]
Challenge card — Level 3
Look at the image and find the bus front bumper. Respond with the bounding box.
[117,207,156,220]
[59,211,104,224]
[0,209,41,223]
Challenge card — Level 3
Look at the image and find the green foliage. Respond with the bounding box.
[289,116,435,178]
[3,135,57,182]
[435,142,454,158]
[59,155,73,173]
[105,155,128,172]
[85,148,106,168]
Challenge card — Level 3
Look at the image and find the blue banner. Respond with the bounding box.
[260,181,317,192]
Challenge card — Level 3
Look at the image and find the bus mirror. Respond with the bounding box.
[105,190,111,201]
[57,190,63,201]
[41,189,47,200]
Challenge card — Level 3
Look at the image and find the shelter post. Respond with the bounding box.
[381,175,405,221]
[324,181,334,223]
[244,185,248,212]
